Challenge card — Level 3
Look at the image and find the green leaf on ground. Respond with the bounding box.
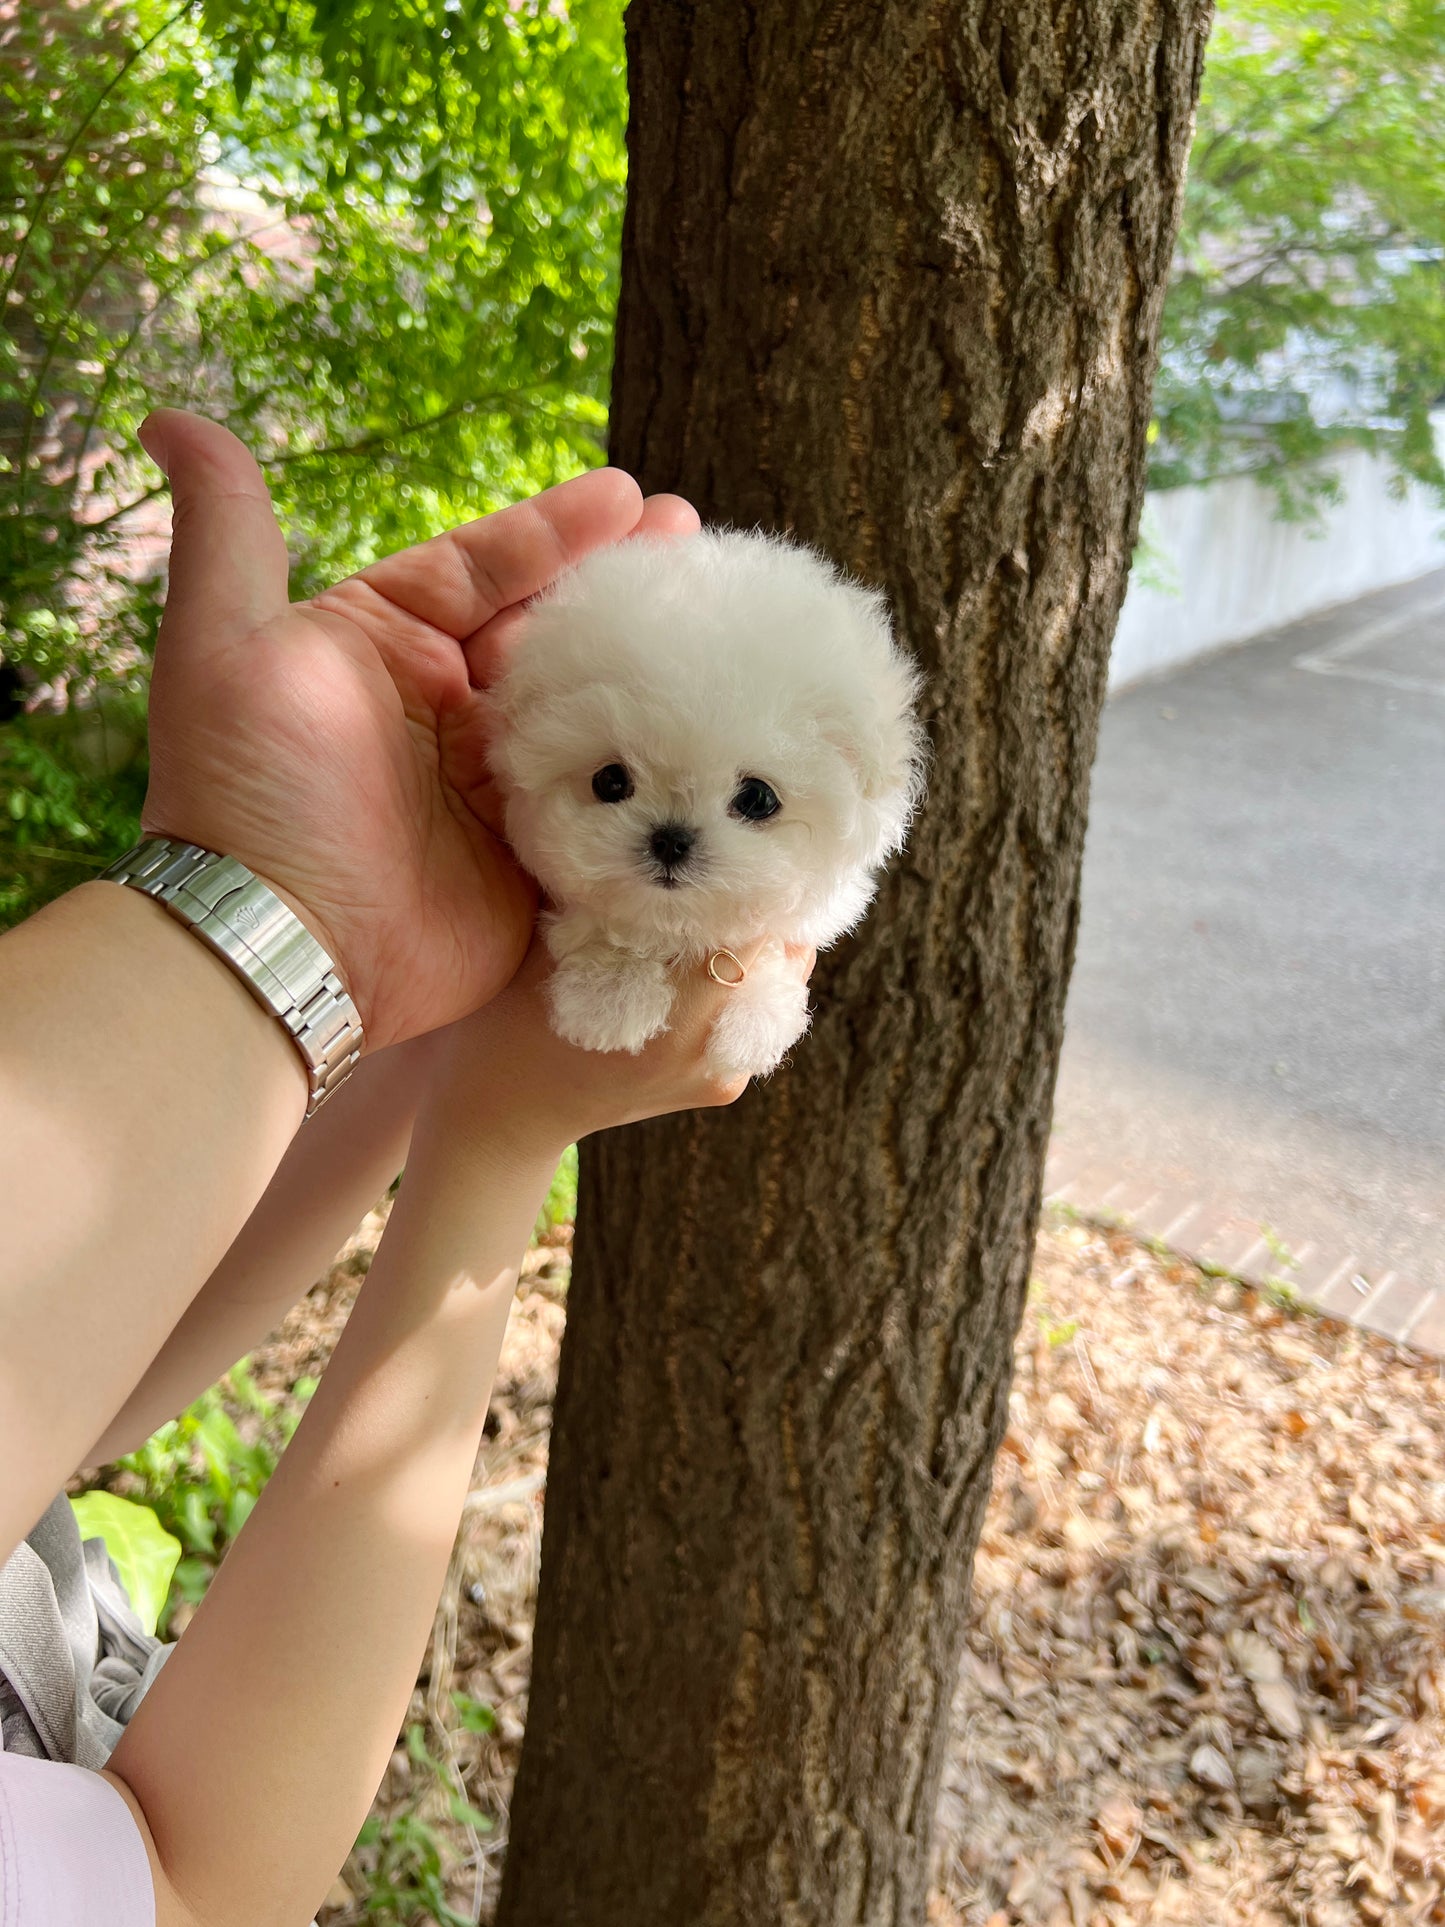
[69,1491,182,1637]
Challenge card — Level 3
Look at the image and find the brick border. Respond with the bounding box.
[1042,1147,1444,1354]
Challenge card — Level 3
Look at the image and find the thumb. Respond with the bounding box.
[141,410,291,649]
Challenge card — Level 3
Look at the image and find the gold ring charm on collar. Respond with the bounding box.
[706,949,747,987]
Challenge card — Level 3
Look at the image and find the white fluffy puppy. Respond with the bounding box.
[487,529,925,1079]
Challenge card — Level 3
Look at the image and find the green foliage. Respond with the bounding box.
[8,0,1445,931]
[351,1808,473,1927]
[403,1720,495,1833]
[450,1689,499,1736]
[1260,1223,1299,1272]
[535,1143,579,1241]
[1157,0,1445,499]
[1,0,624,923]
[111,1360,316,1628]
[0,705,146,925]
[69,1490,183,1636]
[350,1721,494,1926]
[1,0,622,617]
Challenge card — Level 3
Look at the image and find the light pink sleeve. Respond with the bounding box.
[0,1753,154,1927]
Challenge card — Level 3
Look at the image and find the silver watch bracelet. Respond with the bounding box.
[100,837,364,1119]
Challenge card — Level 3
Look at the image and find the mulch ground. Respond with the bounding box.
[245,1205,1445,1927]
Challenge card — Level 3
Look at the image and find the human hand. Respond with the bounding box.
[137,411,699,1050]
[421,936,819,1162]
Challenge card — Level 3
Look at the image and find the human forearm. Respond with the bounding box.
[85,1037,436,1466]
[0,883,305,1554]
[99,940,806,1927]
[1,418,690,1557]
[104,1096,561,1927]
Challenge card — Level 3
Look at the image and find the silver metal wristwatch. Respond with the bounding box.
[101,837,365,1118]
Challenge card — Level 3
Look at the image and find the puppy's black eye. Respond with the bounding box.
[730,776,781,822]
[591,763,634,804]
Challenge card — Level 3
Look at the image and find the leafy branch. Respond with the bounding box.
[0,2,198,309]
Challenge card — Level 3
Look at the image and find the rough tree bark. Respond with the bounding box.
[497,3,1212,1921]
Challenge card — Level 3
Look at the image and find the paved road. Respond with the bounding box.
[1052,567,1445,1301]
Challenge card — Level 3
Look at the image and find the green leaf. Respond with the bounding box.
[450,1690,498,1735]
[446,1791,496,1833]
[69,1492,182,1637]
[534,1144,578,1240]
[1156,0,1445,507]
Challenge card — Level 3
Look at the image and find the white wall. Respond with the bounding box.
[1109,413,1445,689]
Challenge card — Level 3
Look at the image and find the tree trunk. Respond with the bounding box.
[497,3,1211,1920]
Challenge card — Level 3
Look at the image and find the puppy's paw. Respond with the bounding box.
[705,961,810,1080]
[547,951,675,1055]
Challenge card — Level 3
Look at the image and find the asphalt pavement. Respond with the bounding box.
[1050,567,1445,1312]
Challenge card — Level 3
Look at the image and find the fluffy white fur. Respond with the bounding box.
[487,529,925,1078]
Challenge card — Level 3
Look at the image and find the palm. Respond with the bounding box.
[139,411,697,1050]
[156,596,528,1050]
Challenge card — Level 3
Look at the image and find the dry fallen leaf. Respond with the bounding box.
[1253,1677,1305,1740]
[1180,1565,1232,1605]
[1095,1793,1143,1858]
[1227,1628,1285,1683]
[1236,1746,1281,1813]
[1189,1743,1235,1791]
[233,1207,1445,1927]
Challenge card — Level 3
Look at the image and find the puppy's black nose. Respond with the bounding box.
[649,823,696,869]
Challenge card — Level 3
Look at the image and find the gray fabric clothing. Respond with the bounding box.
[1,1498,316,1926]
[0,1497,170,1768]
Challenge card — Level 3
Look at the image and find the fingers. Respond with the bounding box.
[454,934,817,1136]
[629,492,701,541]
[462,486,701,687]
[343,466,643,658]
[667,935,817,1051]
[140,411,290,651]
[735,936,816,979]
[700,940,817,1106]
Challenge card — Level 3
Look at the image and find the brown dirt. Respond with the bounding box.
[254,1207,1445,1927]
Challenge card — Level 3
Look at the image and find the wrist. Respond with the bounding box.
[433,1112,570,1195]
[419,1045,575,1178]
[138,809,353,995]
[70,880,311,1118]
[103,837,364,1117]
